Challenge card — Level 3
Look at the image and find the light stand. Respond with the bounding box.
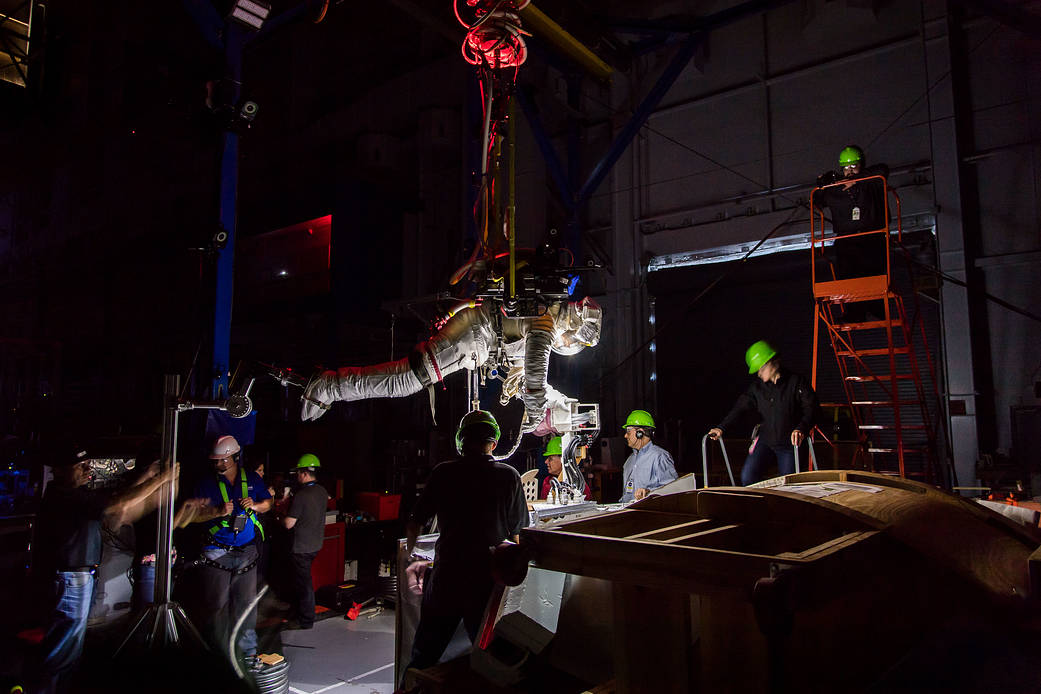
[115,374,253,654]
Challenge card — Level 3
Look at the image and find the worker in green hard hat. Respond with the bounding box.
[708,341,819,485]
[281,453,329,630]
[620,409,678,502]
[540,436,591,500]
[815,144,891,292]
[404,410,528,674]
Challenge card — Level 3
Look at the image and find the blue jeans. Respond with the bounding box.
[37,570,96,693]
[134,563,156,610]
[741,441,798,486]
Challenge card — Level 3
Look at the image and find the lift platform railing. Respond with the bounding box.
[809,175,902,400]
[701,434,735,489]
[701,433,820,488]
[808,174,899,290]
[807,175,945,484]
[793,437,819,476]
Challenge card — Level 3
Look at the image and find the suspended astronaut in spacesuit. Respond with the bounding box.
[300,297,602,432]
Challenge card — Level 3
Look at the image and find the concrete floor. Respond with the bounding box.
[263,607,397,694]
[0,589,401,693]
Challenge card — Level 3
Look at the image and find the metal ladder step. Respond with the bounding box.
[845,373,915,382]
[871,469,929,478]
[851,400,921,406]
[834,319,903,331]
[837,346,911,357]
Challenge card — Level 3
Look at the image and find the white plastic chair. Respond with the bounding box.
[520,469,539,501]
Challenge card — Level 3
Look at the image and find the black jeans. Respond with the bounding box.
[195,544,259,656]
[290,551,318,627]
[408,563,494,671]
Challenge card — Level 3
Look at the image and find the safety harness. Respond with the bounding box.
[185,468,265,575]
[208,467,266,542]
[182,552,259,576]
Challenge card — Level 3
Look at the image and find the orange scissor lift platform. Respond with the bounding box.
[809,175,946,485]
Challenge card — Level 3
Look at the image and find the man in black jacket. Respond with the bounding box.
[815,144,891,283]
[708,341,820,485]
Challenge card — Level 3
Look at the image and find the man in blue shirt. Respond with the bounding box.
[619,410,679,502]
[187,435,271,661]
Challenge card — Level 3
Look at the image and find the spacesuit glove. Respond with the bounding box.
[301,370,337,421]
[521,387,547,425]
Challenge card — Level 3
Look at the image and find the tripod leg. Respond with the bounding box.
[148,605,166,647]
[113,605,158,657]
[171,602,212,651]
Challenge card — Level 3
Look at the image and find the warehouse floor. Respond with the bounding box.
[257,596,397,694]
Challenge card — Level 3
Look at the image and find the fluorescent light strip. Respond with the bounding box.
[230,7,264,29]
[236,0,271,19]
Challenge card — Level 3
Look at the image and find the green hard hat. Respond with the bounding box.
[838,145,864,166]
[543,436,563,457]
[295,453,320,469]
[745,340,778,374]
[623,409,656,430]
[455,409,501,453]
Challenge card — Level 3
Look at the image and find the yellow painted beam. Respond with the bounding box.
[519,4,613,82]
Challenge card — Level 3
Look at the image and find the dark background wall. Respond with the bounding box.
[0,0,1038,492]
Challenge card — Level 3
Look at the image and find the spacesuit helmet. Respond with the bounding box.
[455,409,501,454]
[551,297,602,356]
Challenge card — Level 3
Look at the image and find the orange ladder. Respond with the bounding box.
[809,176,942,483]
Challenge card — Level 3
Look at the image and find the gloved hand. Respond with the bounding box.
[520,387,548,431]
[301,370,336,421]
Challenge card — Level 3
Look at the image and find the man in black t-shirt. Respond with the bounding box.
[281,454,329,630]
[404,410,528,672]
[30,443,176,693]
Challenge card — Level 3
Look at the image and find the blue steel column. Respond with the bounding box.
[516,88,573,209]
[181,2,309,399]
[212,26,246,399]
[565,75,582,256]
[576,32,703,207]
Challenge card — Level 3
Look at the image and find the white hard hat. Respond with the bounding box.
[210,435,241,459]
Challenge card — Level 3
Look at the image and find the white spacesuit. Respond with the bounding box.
[301,297,602,430]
